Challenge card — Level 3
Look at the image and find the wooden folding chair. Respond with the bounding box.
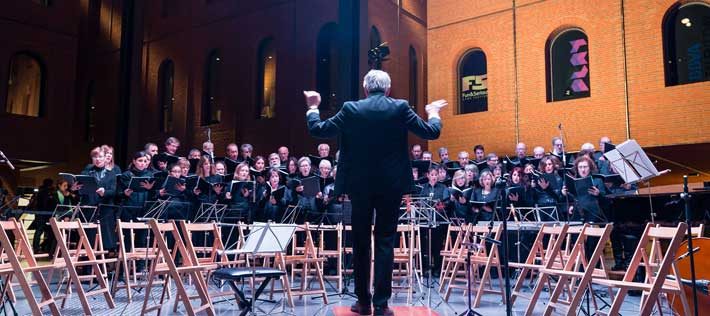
[691,224,704,237]
[284,222,328,304]
[443,224,505,307]
[50,218,116,315]
[112,220,168,302]
[509,223,568,305]
[392,223,422,301]
[313,223,343,292]
[0,219,61,315]
[140,219,215,316]
[591,223,690,316]
[524,224,612,316]
[438,223,467,291]
[180,221,245,303]
[47,220,111,296]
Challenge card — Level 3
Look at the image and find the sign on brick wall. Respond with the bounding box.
[458,49,488,114]
[548,29,590,102]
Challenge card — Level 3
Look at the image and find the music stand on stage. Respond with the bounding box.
[52,204,98,223]
[603,139,669,185]
[401,196,454,312]
[604,139,670,223]
[280,204,302,224]
[139,198,172,221]
[193,202,228,223]
[215,222,297,316]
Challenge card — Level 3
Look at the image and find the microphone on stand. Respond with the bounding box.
[0,151,15,170]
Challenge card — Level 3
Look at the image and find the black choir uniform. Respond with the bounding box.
[532,172,563,221]
[287,173,323,223]
[471,187,499,223]
[224,178,254,223]
[419,181,450,274]
[568,177,606,223]
[192,174,226,221]
[159,176,190,221]
[449,184,473,223]
[255,182,289,222]
[79,165,118,251]
[117,167,155,222]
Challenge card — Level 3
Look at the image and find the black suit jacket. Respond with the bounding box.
[307,92,442,196]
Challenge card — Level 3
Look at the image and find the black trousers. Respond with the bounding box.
[350,190,401,307]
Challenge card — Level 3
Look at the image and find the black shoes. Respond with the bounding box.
[350,301,372,315]
[374,305,394,316]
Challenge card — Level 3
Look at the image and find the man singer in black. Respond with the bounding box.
[305,69,446,316]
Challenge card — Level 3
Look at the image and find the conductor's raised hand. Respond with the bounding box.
[425,99,448,116]
[303,91,321,109]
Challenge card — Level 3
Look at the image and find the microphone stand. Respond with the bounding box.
[558,124,571,224]
[491,177,512,316]
[681,175,699,316]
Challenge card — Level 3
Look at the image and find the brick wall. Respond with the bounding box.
[427,0,710,158]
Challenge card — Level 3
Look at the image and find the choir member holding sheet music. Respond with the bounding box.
[189,156,225,219]
[532,155,563,220]
[76,147,118,250]
[506,166,532,208]
[449,170,474,223]
[255,168,288,222]
[471,170,498,222]
[562,155,605,223]
[118,151,155,221]
[224,162,255,221]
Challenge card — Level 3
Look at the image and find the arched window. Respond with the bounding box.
[316,23,339,111]
[409,45,418,110]
[85,81,96,142]
[202,50,220,125]
[546,28,590,102]
[458,49,488,114]
[257,38,276,119]
[663,2,710,86]
[5,52,45,117]
[158,59,174,132]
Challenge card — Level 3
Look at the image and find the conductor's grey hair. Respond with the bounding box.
[363,70,391,93]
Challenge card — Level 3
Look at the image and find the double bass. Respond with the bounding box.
[672,237,710,315]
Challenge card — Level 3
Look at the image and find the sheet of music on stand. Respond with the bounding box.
[603,139,662,184]
[220,222,297,256]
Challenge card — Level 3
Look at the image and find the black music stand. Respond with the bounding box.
[193,202,228,223]
[52,204,98,223]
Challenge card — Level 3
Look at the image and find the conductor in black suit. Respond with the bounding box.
[305,70,446,316]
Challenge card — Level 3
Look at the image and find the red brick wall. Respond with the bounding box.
[427,0,710,158]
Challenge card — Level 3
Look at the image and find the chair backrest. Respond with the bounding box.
[147,219,197,267]
[314,223,342,253]
[558,224,612,275]
[523,223,568,268]
[0,219,38,267]
[465,224,501,258]
[50,218,101,263]
[180,221,224,264]
[116,220,152,253]
[291,222,318,257]
[626,223,687,284]
[690,224,704,238]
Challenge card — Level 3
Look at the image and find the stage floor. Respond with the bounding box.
[3,274,661,316]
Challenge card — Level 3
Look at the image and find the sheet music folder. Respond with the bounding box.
[603,139,661,184]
